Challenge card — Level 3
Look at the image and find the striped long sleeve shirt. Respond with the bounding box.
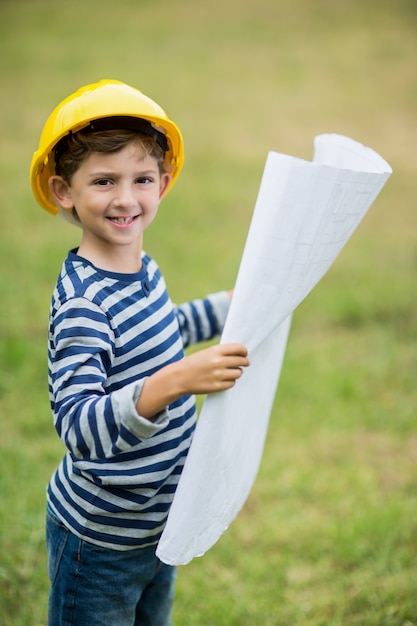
[46,250,230,550]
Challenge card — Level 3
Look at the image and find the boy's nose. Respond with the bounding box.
[114,185,137,208]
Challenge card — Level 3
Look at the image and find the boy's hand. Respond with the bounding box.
[176,344,249,394]
[137,343,249,419]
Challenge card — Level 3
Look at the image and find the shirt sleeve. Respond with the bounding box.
[49,297,169,462]
[175,291,230,348]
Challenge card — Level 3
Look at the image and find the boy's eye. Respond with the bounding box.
[136,177,153,184]
[95,179,112,186]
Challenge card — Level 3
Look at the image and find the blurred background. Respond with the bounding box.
[1,0,416,624]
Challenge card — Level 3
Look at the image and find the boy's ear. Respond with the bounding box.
[159,173,172,200]
[48,176,74,210]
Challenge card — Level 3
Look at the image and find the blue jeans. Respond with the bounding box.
[46,505,176,626]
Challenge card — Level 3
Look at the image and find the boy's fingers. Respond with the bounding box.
[220,343,249,358]
[223,355,250,374]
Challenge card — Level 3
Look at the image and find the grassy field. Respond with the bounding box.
[1,0,416,624]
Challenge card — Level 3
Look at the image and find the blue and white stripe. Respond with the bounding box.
[47,250,229,550]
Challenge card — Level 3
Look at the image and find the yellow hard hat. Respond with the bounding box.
[30,79,184,215]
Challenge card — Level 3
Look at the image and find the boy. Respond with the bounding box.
[30,79,249,626]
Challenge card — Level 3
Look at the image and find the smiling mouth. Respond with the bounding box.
[108,215,139,225]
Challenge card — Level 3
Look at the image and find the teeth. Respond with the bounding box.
[111,217,133,224]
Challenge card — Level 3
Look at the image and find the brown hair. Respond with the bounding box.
[54,128,166,184]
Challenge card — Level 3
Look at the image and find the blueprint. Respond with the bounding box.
[157,134,392,565]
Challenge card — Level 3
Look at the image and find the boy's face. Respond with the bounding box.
[49,142,171,263]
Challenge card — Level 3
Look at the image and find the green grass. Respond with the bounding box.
[1,0,416,624]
